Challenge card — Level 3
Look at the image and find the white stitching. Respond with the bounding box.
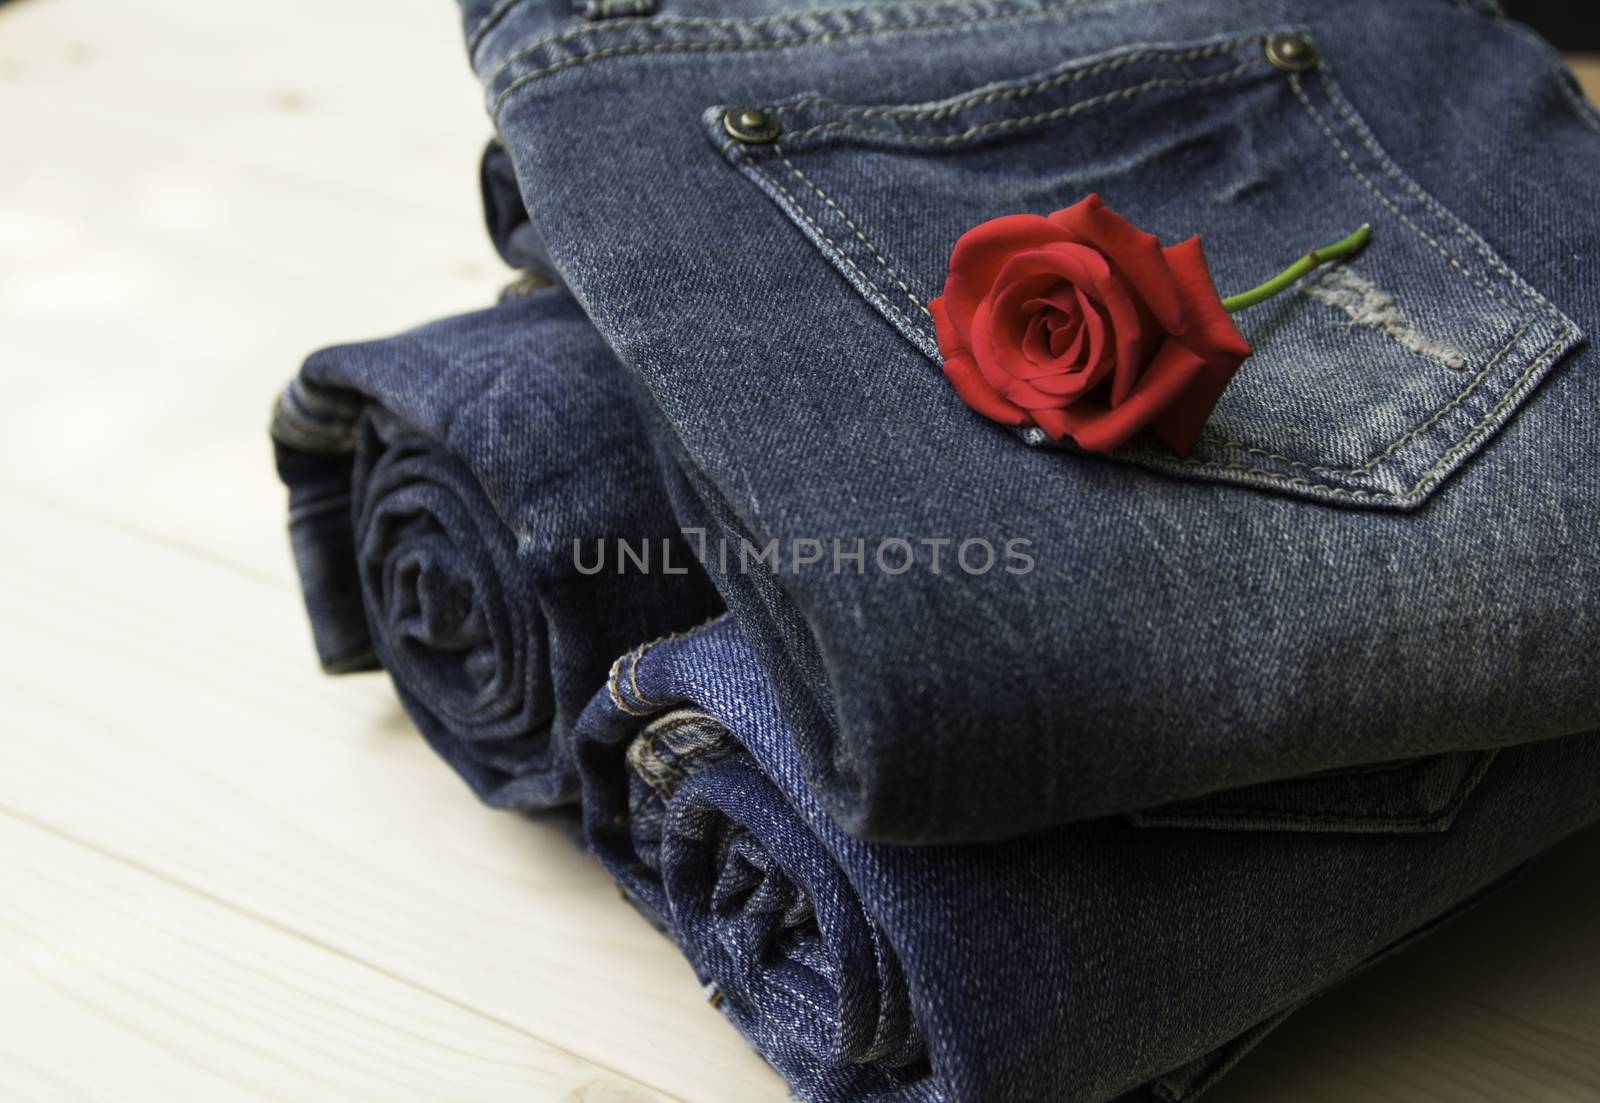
[1288,74,1517,313]
[1208,322,1526,477]
[606,652,656,716]
[465,0,527,52]
[775,60,1263,144]
[773,38,1255,120]
[482,0,1122,84]
[717,46,1572,503]
[490,0,1125,116]
[1318,68,1568,317]
[747,65,1560,493]
[777,151,934,322]
[1400,324,1574,498]
[1164,323,1572,501]
[743,158,938,344]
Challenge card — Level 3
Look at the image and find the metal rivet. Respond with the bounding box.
[722,107,780,144]
[1265,32,1318,73]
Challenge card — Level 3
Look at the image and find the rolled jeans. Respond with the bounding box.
[575,614,1600,1102]
[272,285,722,807]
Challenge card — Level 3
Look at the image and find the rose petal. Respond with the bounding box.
[986,243,1120,399]
[1146,356,1238,456]
[1163,236,1254,362]
[1027,294,1112,397]
[1047,194,1184,332]
[941,214,1073,352]
[1013,306,1089,380]
[1047,316,1080,358]
[971,293,1077,410]
[931,297,1028,426]
[992,241,1113,290]
[930,294,965,359]
[945,348,1033,425]
[1032,338,1217,452]
[1072,338,1210,452]
[988,271,1065,371]
[1030,400,1105,443]
[1028,283,1084,318]
[1022,311,1058,366]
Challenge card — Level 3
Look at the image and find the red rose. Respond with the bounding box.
[929,194,1252,456]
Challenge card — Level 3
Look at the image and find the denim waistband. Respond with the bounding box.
[464,0,1504,113]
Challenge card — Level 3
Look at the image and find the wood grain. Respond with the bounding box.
[0,1,1596,1100]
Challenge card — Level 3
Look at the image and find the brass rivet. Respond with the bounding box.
[722,106,780,144]
[1265,32,1319,74]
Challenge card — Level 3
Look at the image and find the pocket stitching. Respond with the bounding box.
[772,36,1258,121]
[776,60,1265,146]
[779,152,935,325]
[727,41,1577,504]
[757,152,1569,500]
[1290,71,1524,316]
[1165,323,1571,502]
[744,157,942,344]
[1319,68,1573,313]
[1210,319,1529,477]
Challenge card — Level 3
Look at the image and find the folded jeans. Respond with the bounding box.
[463,0,1600,842]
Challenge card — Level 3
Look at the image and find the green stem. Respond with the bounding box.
[1221,223,1372,313]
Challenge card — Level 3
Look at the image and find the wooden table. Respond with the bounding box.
[1,2,1595,1098]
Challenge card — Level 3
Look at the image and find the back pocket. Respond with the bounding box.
[707,29,1579,509]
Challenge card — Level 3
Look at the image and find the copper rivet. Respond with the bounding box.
[722,107,780,144]
[1266,32,1319,73]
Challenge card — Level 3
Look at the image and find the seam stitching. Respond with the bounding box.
[1318,69,1563,317]
[777,151,934,321]
[607,652,656,715]
[484,0,1113,85]
[489,0,1152,115]
[606,613,727,717]
[1290,72,1517,314]
[743,159,938,343]
[466,0,528,53]
[714,48,1571,503]
[773,37,1254,119]
[1174,324,1569,499]
[1209,321,1527,477]
[772,60,1262,144]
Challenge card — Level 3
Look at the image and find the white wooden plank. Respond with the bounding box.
[0,810,674,1103]
[0,0,507,582]
[0,487,789,1102]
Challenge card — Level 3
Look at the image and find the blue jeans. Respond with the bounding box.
[576,614,1600,1102]
[272,285,722,807]
[464,0,1600,842]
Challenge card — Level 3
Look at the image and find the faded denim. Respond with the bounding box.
[577,615,1600,1103]
[463,0,1600,842]
[272,286,722,807]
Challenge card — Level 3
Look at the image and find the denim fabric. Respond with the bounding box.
[480,138,560,283]
[464,0,1600,841]
[272,286,722,807]
[576,615,1600,1103]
